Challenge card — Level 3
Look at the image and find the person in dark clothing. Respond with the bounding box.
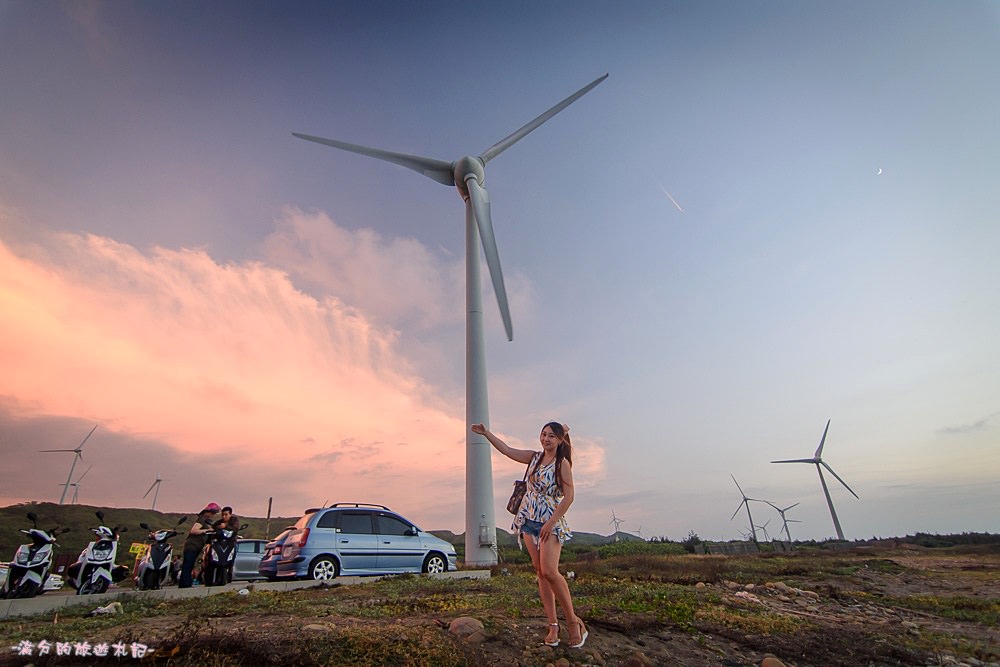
[179,503,220,588]
[217,506,240,534]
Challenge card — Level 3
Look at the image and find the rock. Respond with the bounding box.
[554,658,572,667]
[760,655,787,667]
[800,589,819,600]
[744,583,756,590]
[448,616,487,644]
[625,650,653,666]
[302,623,333,632]
[695,581,707,589]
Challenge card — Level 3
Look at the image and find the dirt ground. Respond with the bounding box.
[3,546,998,667]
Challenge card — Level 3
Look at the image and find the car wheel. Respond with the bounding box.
[423,553,447,574]
[309,557,339,581]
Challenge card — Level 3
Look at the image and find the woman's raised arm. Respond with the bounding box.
[470,423,536,464]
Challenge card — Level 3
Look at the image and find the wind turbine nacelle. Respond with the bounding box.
[453,156,485,199]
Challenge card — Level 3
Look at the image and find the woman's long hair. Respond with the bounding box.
[543,421,573,494]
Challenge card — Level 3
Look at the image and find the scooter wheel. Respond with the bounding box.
[94,579,109,594]
[142,570,159,591]
[17,581,39,599]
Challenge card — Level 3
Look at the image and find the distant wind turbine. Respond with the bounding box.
[143,472,165,511]
[294,74,608,566]
[68,465,93,504]
[730,474,761,544]
[771,420,859,540]
[609,510,625,542]
[765,500,801,543]
[41,424,98,505]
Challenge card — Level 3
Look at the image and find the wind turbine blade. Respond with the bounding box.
[466,177,513,341]
[814,419,831,458]
[479,74,608,164]
[730,504,744,521]
[292,133,455,186]
[75,465,93,483]
[40,449,76,453]
[77,424,98,451]
[771,458,815,464]
[730,474,746,496]
[143,480,158,498]
[821,461,859,499]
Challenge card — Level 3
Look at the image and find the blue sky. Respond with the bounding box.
[1,1,998,541]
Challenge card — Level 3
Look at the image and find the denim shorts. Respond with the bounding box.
[520,519,545,539]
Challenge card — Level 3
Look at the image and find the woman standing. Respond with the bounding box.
[178,502,220,588]
[471,421,588,648]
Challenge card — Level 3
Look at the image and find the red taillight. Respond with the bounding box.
[297,528,310,547]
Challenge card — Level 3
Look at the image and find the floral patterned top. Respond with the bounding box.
[513,452,573,546]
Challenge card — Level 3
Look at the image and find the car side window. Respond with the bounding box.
[377,514,412,536]
[236,541,255,554]
[316,511,340,529]
[338,512,374,535]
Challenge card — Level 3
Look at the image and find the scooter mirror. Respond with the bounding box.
[60,527,72,534]
[177,516,188,525]
[27,511,38,523]
[140,522,151,530]
[96,510,105,522]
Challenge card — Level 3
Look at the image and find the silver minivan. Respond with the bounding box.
[276,503,458,580]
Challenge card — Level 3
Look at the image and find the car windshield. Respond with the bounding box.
[271,528,293,544]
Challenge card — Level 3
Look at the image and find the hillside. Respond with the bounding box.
[1,502,633,561]
[0,502,300,559]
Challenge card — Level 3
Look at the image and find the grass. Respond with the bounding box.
[2,547,997,666]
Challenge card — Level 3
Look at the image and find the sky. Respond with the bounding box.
[1,0,998,543]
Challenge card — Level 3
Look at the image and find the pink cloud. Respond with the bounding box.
[0,214,605,531]
[0,230,469,523]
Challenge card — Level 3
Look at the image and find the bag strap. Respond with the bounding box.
[522,451,541,482]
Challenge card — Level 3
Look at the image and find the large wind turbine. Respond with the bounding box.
[41,424,98,505]
[771,420,859,541]
[294,74,607,566]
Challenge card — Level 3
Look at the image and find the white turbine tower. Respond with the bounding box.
[68,465,93,504]
[771,420,859,541]
[41,424,98,505]
[143,472,164,511]
[294,74,608,566]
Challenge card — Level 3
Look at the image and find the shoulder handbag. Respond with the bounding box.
[506,453,538,515]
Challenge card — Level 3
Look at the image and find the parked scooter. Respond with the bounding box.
[201,522,244,586]
[135,516,187,590]
[0,512,69,599]
[67,511,129,595]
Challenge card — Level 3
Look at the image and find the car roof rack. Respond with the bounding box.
[327,502,391,510]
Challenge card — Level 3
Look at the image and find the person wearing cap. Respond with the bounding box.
[179,502,220,588]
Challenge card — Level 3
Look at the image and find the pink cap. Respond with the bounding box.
[203,502,221,513]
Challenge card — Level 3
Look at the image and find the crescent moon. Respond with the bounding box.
[877,168,882,175]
